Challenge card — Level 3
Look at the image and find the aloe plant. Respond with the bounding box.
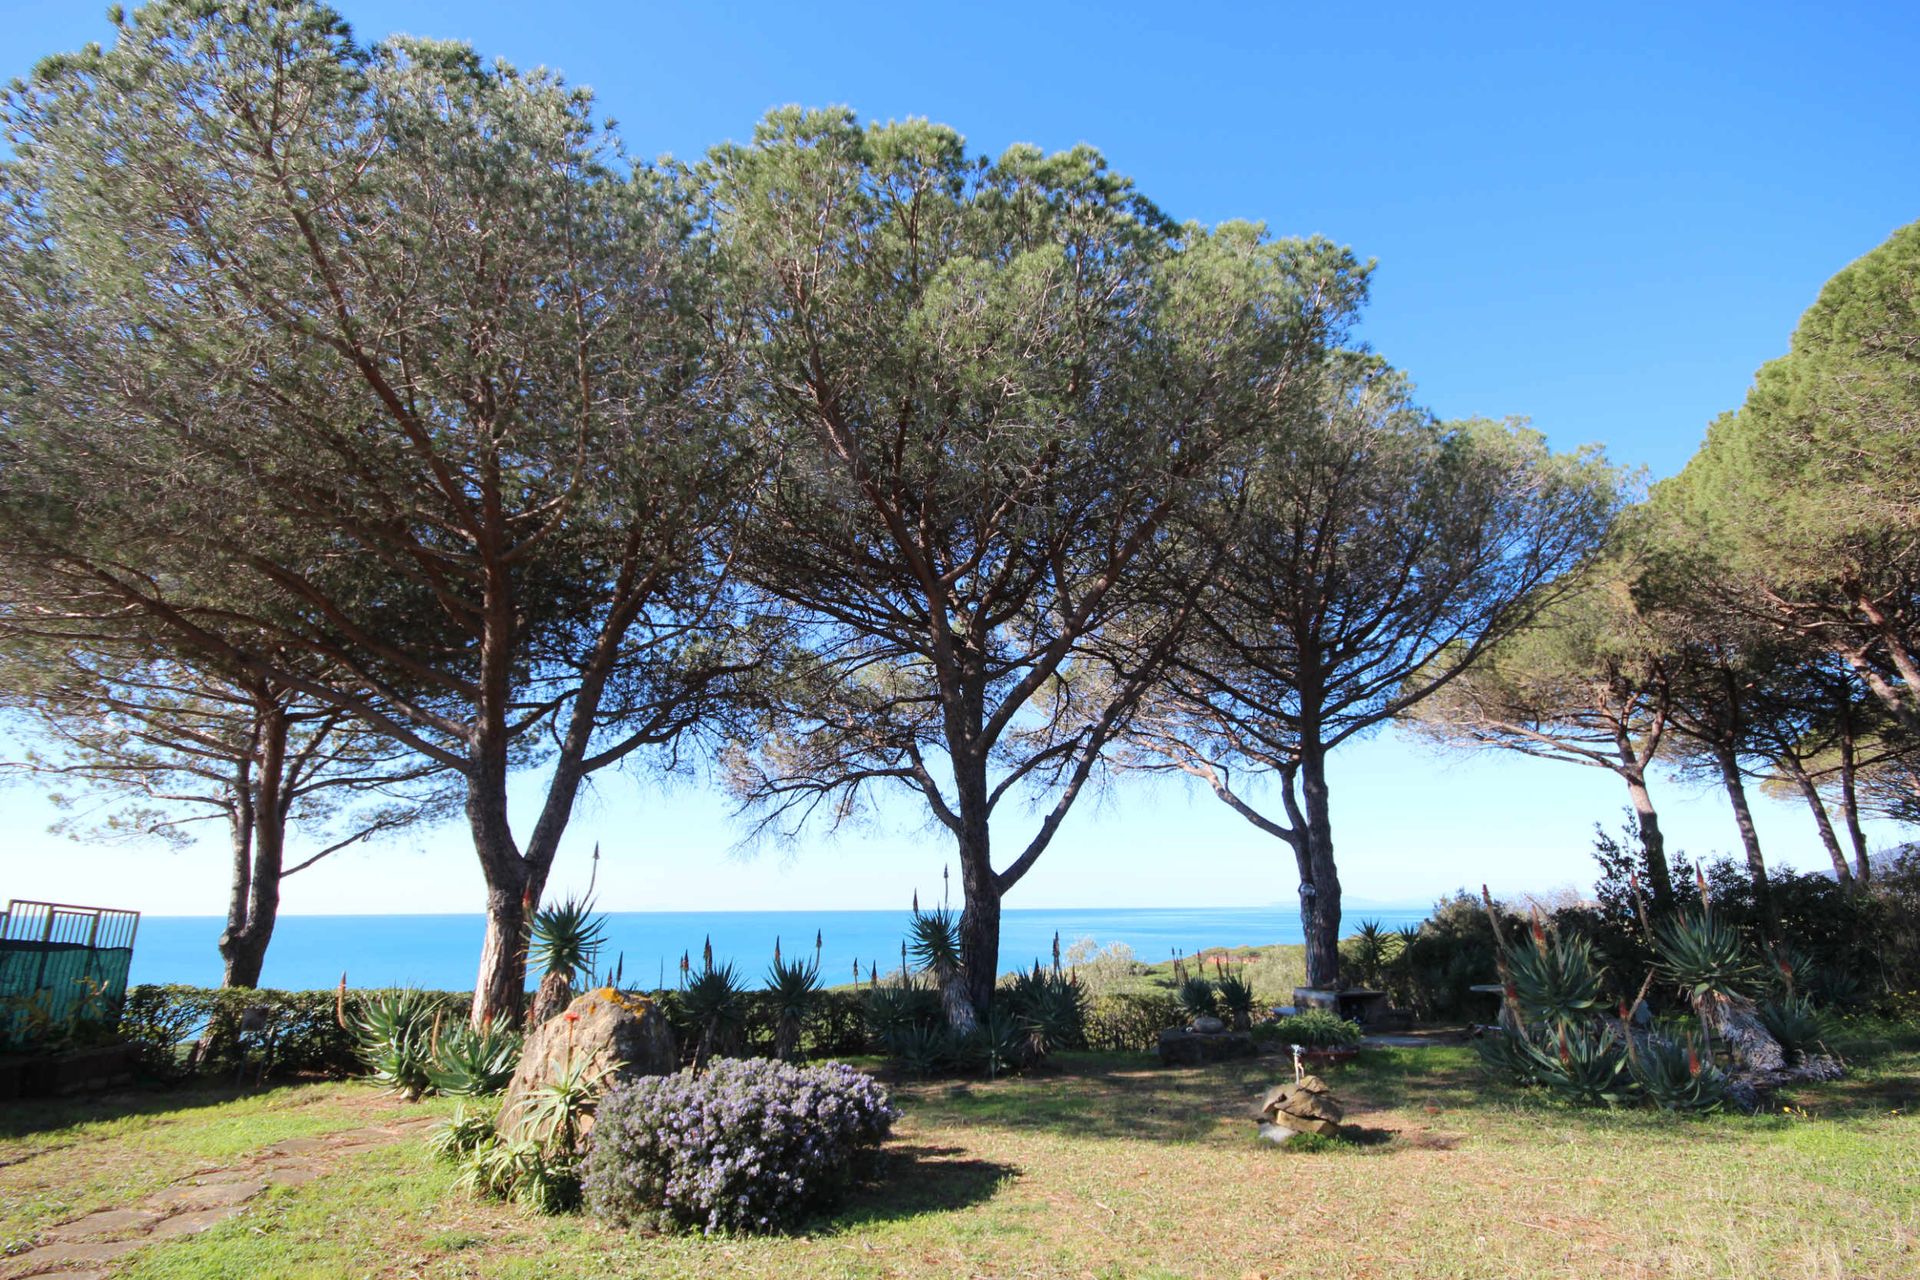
[1215,973,1257,1031]
[346,988,437,1099]
[425,1023,523,1097]
[764,937,822,1061]
[1176,975,1218,1020]
[682,956,747,1065]
[1503,927,1606,1032]
[1627,1034,1728,1113]
[907,904,976,1033]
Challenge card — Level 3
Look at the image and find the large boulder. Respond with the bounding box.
[498,988,677,1137]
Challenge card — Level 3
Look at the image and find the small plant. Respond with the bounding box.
[1627,1034,1728,1113]
[1503,925,1606,1031]
[888,1022,955,1077]
[764,937,822,1061]
[1215,974,1257,1031]
[1176,975,1218,1021]
[864,984,941,1050]
[1655,911,1759,1005]
[528,895,608,987]
[346,988,436,1099]
[583,1058,897,1235]
[425,1022,522,1097]
[1350,920,1397,988]
[1757,994,1825,1059]
[428,1101,501,1161]
[965,1005,1028,1078]
[1523,1023,1633,1108]
[1002,964,1088,1058]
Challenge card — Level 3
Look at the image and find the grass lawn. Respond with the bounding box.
[2,1022,1915,1280]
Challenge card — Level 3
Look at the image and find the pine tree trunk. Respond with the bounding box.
[1715,747,1775,931]
[1623,769,1675,913]
[957,836,1001,1021]
[1299,748,1342,990]
[219,702,288,989]
[1788,759,1852,883]
[1839,727,1871,882]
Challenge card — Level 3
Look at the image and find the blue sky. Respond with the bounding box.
[3,1,1917,917]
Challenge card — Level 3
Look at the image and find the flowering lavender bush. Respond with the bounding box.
[582,1057,898,1234]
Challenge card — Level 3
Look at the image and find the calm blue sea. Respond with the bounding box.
[129,907,1430,992]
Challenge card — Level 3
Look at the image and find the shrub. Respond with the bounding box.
[427,1101,500,1161]
[1627,1034,1728,1113]
[1255,1008,1362,1049]
[1757,995,1826,1059]
[1061,937,1141,997]
[1085,991,1182,1052]
[120,984,468,1080]
[583,1058,897,1235]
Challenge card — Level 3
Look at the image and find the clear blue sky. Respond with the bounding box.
[3,1,1917,917]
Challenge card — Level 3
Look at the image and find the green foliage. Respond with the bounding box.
[425,1022,522,1098]
[1655,911,1759,1005]
[964,1006,1026,1079]
[1503,926,1607,1031]
[1521,1024,1634,1108]
[1346,920,1399,989]
[346,989,439,1100]
[1176,976,1218,1020]
[427,1101,501,1161]
[1215,974,1257,1028]
[1256,1009,1362,1049]
[1085,991,1184,1052]
[887,1023,956,1078]
[528,896,607,988]
[1757,995,1826,1058]
[682,961,749,1061]
[862,984,941,1050]
[1001,965,1089,1058]
[1626,1035,1729,1113]
[905,907,963,977]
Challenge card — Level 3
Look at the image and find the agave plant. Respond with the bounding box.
[427,1100,501,1161]
[526,894,609,1025]
[1004,963,1088,1058]
[864,984,940,1051]
[964,1005,1027,1079]
[514,1053,613,1154]
[1503,928,1606,1032]
[1215,973,1257,1031]
[889,1022,956,1077]
[425,1022,523,1097]
[346,988,437,1099]
[682,958,748,1065]
[1757,994,1825,1060]
[907,904,977,1033]
[1627,1033,1728,1113]
[1351,920,1396,988]
[1654,911,1759,1005]
[764,937,822,1061]
[1520,1023,1634,1108]
[1176,975,1218,1021]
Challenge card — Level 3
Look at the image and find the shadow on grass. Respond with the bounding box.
[0,1078,313,1143]
[831,1142,1018,1226]
[887,1048,1488,1146]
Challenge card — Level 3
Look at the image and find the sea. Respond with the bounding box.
[128,906,1431,992]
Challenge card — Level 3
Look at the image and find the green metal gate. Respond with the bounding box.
[0,900,140,1051]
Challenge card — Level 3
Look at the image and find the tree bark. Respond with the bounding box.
[1621,767,1675,914]
[1785,758,1852,883]
[219,701,288,988]
[1714,746,1775,931]
[956,824,1002,1021]
[1299,747,1342,990]
[1838,722,1871,882]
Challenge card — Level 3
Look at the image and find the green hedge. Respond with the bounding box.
[121,984,468,1080]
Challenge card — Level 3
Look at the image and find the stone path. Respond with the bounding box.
[3,1115,432,1279]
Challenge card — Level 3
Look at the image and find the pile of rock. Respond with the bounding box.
[1255,1074,1343,1143]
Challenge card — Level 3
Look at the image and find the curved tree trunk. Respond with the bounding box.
[220,702,289,988]
[1785,757,1852,883]
[957,833,1001,1021]
[1715,747,1775,932]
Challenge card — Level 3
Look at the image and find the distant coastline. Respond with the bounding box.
[129,905,1432,991]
